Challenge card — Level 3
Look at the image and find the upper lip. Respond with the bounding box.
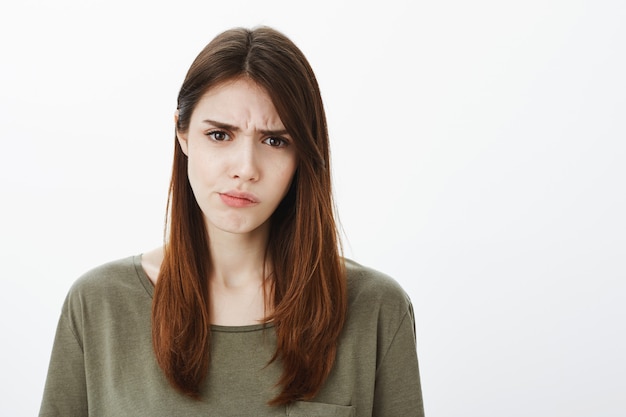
[220,190,260,203]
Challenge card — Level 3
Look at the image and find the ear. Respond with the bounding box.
[174,110,189,156]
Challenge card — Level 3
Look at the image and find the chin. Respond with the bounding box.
[206,218,266,236]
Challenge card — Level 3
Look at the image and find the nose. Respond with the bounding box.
[230,139,260,182]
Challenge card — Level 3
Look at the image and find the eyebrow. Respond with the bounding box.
[202,119,289,137]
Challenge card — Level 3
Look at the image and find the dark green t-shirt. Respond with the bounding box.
[39,256,424,416]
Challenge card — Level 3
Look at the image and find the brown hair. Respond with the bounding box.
[151,27,347,405]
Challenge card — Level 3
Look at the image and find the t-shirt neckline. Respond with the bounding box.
[132,254,273,332]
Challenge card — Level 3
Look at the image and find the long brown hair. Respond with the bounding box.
[152,27,347,406]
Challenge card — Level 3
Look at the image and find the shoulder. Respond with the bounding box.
[343,257,414,337]
[340,258,418,364]
[344,257,412,311]
[63,255,150,317]
[68,256,141,296]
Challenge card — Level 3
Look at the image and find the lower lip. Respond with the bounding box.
[219,194,258,208]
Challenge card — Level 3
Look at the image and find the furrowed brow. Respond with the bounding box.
[202,119,240,132]
[202,119,289,137]
[259,128,289,137]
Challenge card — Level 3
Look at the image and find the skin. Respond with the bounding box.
[142,77,298,325]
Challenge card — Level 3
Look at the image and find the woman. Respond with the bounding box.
[39,27,424,416]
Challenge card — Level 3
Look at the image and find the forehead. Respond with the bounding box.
[191,78,284,129]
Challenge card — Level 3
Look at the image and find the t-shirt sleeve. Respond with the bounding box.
[39,302,88,416]
[372,303,425,417]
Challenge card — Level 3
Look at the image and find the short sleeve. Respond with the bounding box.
[373,303,425,416]
[39,300,88,416]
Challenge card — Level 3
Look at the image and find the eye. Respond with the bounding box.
[263,136,289,148]
[206,130,230,142]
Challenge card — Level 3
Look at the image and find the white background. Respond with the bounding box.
[1,0,625,416]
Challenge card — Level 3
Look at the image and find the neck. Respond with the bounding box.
[207,222,270,289]
[205,221,274,326]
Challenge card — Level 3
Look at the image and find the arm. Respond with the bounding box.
[39,307,88,416]
[373,304,425,416]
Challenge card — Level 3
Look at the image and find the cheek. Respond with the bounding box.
[186,155,201,181]
[186,152,216,191]
[277,159,298,188]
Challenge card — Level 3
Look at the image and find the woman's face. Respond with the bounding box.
[177,78,298,238]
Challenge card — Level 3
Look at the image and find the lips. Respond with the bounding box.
[219,190,260,208]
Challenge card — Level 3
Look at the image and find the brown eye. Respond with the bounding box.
[263,137,287,147]
[207,131,230,141]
